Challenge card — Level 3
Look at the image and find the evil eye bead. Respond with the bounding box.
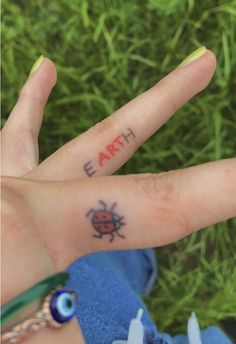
[49,289,76,324]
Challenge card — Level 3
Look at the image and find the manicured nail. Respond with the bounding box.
[178,47,206,68]
[29,55,44,75]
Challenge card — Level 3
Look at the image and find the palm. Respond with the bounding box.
[1,55,236,297]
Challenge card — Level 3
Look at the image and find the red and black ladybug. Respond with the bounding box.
[86,201,125,242]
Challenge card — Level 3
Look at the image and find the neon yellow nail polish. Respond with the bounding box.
[29,55,44,75]
[178,47,206,68]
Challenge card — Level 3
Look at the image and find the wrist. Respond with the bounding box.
[2,240,56,305]
[1,186,56,305]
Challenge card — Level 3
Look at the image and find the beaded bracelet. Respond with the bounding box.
[1,272,77,344]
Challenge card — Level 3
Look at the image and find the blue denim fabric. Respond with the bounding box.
[66,250,232,344]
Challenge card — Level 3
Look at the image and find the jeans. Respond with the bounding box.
[66,250,232,344]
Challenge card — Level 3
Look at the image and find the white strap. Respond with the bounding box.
[188,312,202,344]
[112,308,144,344]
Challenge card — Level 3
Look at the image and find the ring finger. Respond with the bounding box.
[1,57,57,177]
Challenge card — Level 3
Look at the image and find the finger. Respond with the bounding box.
[25,158,235,268]
[1,57,57,177]
[28,49,216,181]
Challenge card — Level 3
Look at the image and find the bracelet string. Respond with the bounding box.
[1,272,77,344]
[1,272,69,325]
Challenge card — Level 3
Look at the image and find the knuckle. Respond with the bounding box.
[88,116,138,154]
[88,117,113,136]
[152,78,187,113]
[133,172,192,237]
[224,164,236,194]
[133,171,177,200]
[19,85,45,106]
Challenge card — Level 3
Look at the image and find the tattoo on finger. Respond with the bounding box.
[86,201,125,242]
[83,127,135,177]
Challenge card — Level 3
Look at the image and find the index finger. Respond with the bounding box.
[23,158,236,268]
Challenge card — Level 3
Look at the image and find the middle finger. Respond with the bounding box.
[28,49,216,181]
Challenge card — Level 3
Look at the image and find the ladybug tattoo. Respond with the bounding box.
[86,201,125,242]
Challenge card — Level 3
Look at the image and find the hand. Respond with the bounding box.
[1,51,235,342]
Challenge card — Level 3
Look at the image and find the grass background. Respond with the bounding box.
[2,0,236,337]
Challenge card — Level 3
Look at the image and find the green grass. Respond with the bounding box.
[2,0,236,337]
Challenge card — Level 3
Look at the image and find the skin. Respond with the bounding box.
[1,50,236,343]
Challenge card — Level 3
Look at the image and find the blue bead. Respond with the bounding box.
[49,289,76,324]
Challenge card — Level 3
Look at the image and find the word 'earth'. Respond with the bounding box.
[83,127,135,177]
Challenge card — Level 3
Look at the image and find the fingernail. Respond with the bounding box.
[178,47,206,68]
[29,55,44,75]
